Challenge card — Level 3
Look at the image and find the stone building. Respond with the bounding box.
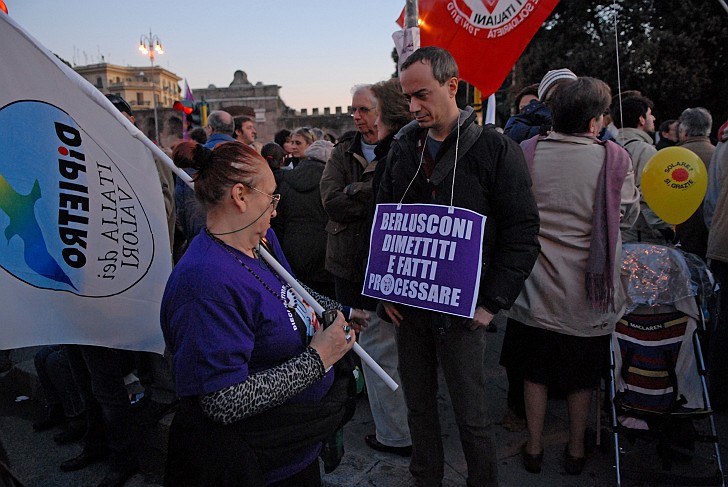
[277,106,356,141]
[74,64,356,145]
[191,69,355,143]
[74,62,181,111]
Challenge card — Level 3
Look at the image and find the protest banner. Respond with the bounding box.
[0,13,172,353]
[363,203,485,318]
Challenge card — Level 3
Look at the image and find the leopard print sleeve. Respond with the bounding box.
[199,347,326,425]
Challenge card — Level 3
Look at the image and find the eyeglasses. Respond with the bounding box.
[349,106,376,117]
[244,184,280,209]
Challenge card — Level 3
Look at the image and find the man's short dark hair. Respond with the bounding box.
[659,119,677,134]
[400,46,458,85]
[234,115,254,134]
[105,94,133,117]
[189,127,208,144]
[610,95,654,129]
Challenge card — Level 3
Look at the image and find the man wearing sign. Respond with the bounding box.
[375,47,540,487]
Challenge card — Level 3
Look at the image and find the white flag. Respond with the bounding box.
[0,14,172,353]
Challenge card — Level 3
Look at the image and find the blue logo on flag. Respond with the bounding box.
[0,100,154,296]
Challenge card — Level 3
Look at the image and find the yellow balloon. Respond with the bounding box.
[641,146,708,225]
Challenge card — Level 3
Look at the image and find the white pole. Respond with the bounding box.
[719,0,728,15]
[485,94,496,125]
[257,245,399,391]
[134,130,193,189]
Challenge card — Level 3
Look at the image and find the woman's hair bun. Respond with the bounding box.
[193,143,213,171]
[172,141,213,171]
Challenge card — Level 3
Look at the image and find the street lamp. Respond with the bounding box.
[138,29,164,144]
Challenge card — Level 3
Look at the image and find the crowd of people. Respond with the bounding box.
[2,45,727,487]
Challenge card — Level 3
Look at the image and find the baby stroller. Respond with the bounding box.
[608,244,724,486]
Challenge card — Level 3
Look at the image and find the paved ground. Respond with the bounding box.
[1,313,726,486]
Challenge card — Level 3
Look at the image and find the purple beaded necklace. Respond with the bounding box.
[206,229,296,310]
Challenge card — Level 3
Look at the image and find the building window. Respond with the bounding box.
[137,92,144,105]
[96,77,103,88]
[254,108,266,123]
[116,77,120,83]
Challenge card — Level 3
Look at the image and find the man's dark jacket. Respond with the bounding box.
[320,132,377,284]
[377,106,540,318]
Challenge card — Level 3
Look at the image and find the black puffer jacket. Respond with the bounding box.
[377,106,540,315]
[272,158,333,286]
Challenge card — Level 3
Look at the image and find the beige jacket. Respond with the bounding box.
[618,127,671,244]
[707,139,728,263]
[507,133,640,337]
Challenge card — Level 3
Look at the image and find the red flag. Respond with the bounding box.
[397,0,559,97]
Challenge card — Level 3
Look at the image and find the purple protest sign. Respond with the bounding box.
[363,203,486,318]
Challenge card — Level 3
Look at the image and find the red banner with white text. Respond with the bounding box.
[398,0,559,97]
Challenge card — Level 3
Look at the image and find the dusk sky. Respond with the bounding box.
[7,1,405,111]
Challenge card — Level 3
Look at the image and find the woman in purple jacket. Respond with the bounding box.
[163,141,365,486]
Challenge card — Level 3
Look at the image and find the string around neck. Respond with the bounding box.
[449,111,461,210]
[398,110,462,209]
[398,135,425,207]
[207,204,271,236]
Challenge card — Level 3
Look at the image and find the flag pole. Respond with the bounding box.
[404,0,418,30]
[133,128,194,189]
[485,94,496,125]
[395,0,420,76]
[256,245,399,391]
